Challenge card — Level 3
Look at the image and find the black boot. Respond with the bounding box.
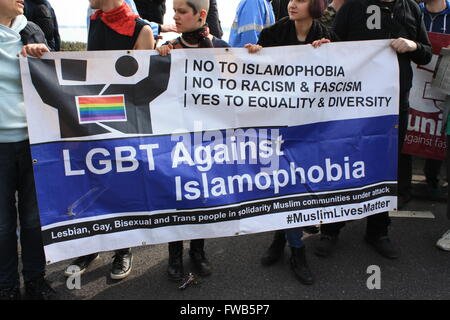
[24,276,56,300]
[167,242,184,281]
[261,230,286,266]
[290,246,314,285]
[189,239,212,276]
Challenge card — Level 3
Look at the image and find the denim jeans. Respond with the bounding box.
[0,140,45,288]
[285,228,304,248]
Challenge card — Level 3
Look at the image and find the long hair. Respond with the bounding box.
[309,0,327,19]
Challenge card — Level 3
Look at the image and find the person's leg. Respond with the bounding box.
[366,212,391,239]
[285,228,313,285]
[111,248,133,280]
[0,143,20,291]
[436,134,450,251]
[167,241,184,281]
[285,228,304,249]
[189,239,212,276]
[448,134,450,221]
[15,141,55,300]
[314,221,344,257]
[365,212,400,259]
[260,230,286,266]
[422,158,445,200]
[398,97,412,206]
[424,159,442,189]
[16,141,45,283]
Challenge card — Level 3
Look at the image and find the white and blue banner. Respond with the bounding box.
[20,40,399,263]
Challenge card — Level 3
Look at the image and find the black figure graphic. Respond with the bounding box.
[28,54,171,138]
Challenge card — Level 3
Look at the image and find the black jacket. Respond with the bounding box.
[333,0,432,98]
[135,0,166,24]
[24,0,60,51]
[20,21,47,46]
[207,0,223,39]
[257,17,339,47]
[271,0,290,21]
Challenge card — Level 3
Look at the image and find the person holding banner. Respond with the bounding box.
[315,0,432,259]
[157,0,229,281]
[245,0,335,285]
[415,0,450,200]
[62,0,156,281]
[420,0,450,250]
[0,0,54,300]
[437,92,450,251]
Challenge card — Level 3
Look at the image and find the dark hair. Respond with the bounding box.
[309,0,327,19]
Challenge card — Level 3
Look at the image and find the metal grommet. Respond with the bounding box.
[32,159,38,163]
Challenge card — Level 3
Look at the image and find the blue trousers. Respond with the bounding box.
[0,141,45,288]
[285,228,304,248]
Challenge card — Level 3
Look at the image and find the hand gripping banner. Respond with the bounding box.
[20,40,399,263]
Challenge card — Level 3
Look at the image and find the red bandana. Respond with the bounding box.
[91,2,140,37]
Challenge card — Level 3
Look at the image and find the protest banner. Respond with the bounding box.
[402,32,450,160]
[20,40,399,263]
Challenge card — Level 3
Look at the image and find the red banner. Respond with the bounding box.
[402,32,450,160]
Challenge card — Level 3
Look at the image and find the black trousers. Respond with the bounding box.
[424,159,443,188]
[447,136,450,220]
[169,239,205,252]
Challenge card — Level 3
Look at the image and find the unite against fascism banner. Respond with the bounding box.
[402,32,450,160]
[20,40,399,263]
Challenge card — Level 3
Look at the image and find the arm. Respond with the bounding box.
[391,12,432,65]
[32,4,54,43]
[407,13,432,66]
[134,25,156,50]
[21,43,49,58]
[206,0,223,38]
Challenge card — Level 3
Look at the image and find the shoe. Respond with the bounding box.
[24,277,56,300]
[304,225,320,234]
[290,247,314,285]
[64,253,99,277]
[436,230,450,251]
[110,250,133,280]
[314,234,338,257]
[168,243,184,281]
[189,249,212,277]
[0,287,21,300]
[261,230,286,266]
[365,235,400,259]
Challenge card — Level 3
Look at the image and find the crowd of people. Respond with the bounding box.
[0,0,449,300]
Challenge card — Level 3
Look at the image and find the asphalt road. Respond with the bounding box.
[43,159,450,300]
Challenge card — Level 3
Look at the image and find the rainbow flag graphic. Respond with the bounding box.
[76,95,126,123]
